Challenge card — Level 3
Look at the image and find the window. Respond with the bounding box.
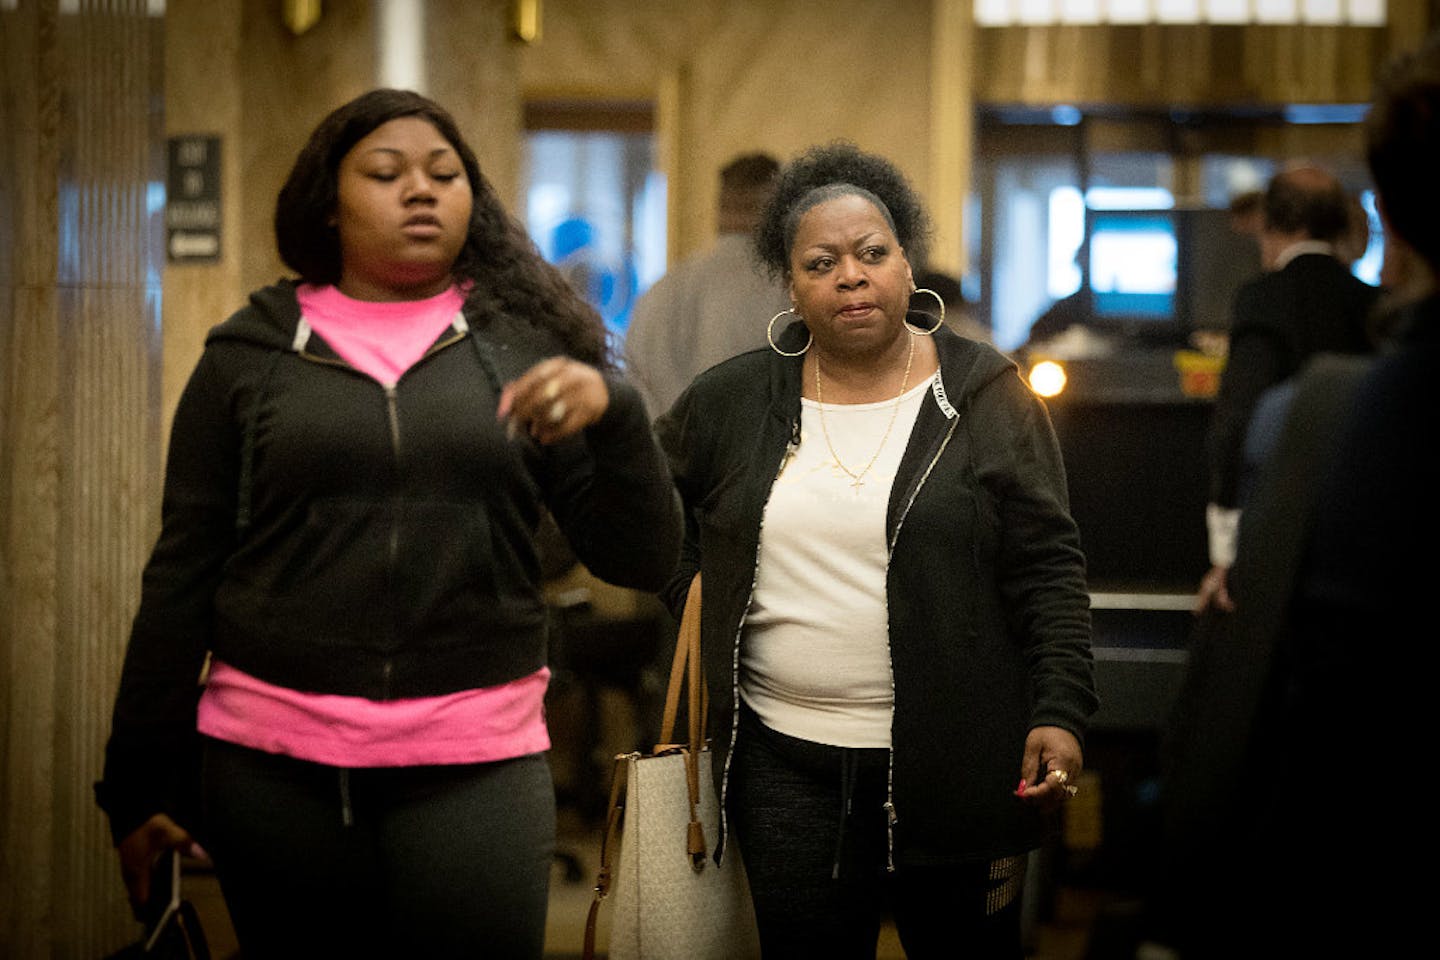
[520,103,665,338]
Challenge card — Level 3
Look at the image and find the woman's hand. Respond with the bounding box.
[1016,725,1084,812]
[117,813,207,913]
[497,356,610,446]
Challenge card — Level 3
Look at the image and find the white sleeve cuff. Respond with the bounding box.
[1206,503,1241,568]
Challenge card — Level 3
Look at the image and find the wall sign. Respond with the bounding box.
[166,135,221,262]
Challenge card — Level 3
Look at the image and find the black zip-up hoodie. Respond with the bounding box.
[656,321,1096,867]
[97,280,682,844]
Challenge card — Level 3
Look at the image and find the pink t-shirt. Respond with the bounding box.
[195,283,551,767]
[295,281,463,385]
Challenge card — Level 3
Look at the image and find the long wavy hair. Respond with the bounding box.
[274,89,609,366]
[755,141,932,280]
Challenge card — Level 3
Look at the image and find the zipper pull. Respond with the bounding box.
[884,800,898,826]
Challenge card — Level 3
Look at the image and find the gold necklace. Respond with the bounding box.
[813,333,916,491]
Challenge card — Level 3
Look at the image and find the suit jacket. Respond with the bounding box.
[1206,252,1377,508]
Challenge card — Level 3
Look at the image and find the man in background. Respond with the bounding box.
[625,153,789,417]
[1195,164,1378,613]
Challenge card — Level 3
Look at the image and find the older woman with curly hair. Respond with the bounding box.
[96,89,680,957]
[655,142,1096,958]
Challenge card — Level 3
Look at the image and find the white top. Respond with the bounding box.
[740,374,935,748]
[624,233,791,417]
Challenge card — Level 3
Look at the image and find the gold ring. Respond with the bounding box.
[543,378,561,400]
[548,399,568,423]
[1048,769,1069,785]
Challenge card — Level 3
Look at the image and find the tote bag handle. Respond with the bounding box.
[658,573,706,754]
[656,573,708,863]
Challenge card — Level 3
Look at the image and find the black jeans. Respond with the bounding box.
[729,706,1024,959]
[200,737,555,959]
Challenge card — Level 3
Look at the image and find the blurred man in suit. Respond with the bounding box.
[1195,164,1379,613]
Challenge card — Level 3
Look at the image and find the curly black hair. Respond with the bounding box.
[274,89,609,366]
[754,141,931,279]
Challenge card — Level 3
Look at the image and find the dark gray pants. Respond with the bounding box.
[201,737,555,959]
[729,706,1024,959]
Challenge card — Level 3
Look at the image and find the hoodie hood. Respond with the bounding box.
[206,279,306,352]
[769,317,1019,423]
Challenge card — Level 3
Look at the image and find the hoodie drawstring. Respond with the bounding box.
[832,749,858,879]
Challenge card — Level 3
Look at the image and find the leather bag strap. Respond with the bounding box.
[582,754,630,960]
[659,572,704,751]
[662,574,707,863]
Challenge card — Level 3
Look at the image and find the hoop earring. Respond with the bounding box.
[905,287,945,336]
[767,309,812,356]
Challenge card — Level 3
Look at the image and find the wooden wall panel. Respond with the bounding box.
[1,2,163,955]
[163,0,244,442]
[236,0,375,297]
[520,0,937,264]
[426,0,524,232]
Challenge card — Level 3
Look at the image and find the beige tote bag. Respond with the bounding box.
[583,573,761,960]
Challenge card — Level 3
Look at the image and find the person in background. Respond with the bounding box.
[655,142,1096,959]
[1158,35,1440,956]
[94,89,681,958]
[1195,164,1378,614]
[1022,248,1091,350]
[625,152,790,416]
[1273,33,1440,952]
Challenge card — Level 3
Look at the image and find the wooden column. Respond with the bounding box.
[929,0,976,276]
[1,1,164,954]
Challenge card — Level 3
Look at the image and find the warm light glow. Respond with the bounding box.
[1302,0,1344,23]
[282,0,321,36]
[1205,0,1249,22]
[1108,0,1150,23]
[973,0,1385,23]
[1349,0,1387,26]
[1018,0,1057,25]
[1156,0,1202,23]
[1028,361,1068,398]
[512,0,542,43]
[1256,0,1300,24]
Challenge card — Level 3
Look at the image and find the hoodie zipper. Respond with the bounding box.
[879,412,961,871]
[722,398,958,873]
[293,314,469,700]
[383,381,403,691]
[717,420,800,863]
